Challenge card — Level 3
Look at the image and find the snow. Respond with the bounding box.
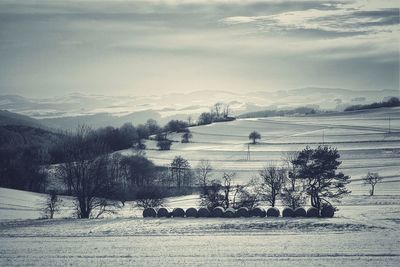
[1,108,399,266]
[118,108,400,194]
[0,187,399,266]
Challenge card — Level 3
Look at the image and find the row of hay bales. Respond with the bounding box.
[143,206,335,218]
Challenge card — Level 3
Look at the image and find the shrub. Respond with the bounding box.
[157,207,170,218]
[143,208,157,218]
[267,207,280,217]
[134,186,165,209]
[157,139,172,150]
[294,207,307,217]
[172,208,185,217]
[282,207,295,218]
[211,206,225,217]
[236,207,250,218]
[224,208,236,218]
[306,207,319,218]
[185,207,198,218]
[198,207,211,218]
[250,207,266,217]
[320,205,335,218]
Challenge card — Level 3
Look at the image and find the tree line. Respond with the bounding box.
[199,147,353,213]
[344,97,399,112]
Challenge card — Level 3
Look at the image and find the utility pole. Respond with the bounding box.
[388,116,391,133]
[322,129,325,145]
[247,144,250,161]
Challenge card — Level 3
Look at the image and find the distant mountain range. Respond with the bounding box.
[0,87,398,130]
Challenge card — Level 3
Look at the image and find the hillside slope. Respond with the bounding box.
[0,110,46,128]
[119,107,400,195]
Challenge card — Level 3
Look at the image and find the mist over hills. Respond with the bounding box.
[0,87,398,130]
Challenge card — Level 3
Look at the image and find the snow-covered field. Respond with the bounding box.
[1,108,399,266]
[120,107,400,195]
[0,187,399,266]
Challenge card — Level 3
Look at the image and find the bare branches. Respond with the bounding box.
[196,160,213,191]
[42,191,62,219]
[259,165,286,207]
[362,172,382,196]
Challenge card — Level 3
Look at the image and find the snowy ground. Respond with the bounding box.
[2,108,399,266]
[0,188,399,266]
[118,107,400,195]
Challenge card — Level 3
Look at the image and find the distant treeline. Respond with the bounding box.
[0,101,236,193]
[344,97,399,112]
[197,102,236,126]
[238,107,317,119]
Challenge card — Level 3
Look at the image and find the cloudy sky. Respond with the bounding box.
[0,0,398,97]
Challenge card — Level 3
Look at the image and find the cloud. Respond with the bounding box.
[0,0,398,97]
[221,6,399,38]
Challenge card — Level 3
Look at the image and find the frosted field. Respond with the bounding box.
[0,188,399,266]
[125,107,400,195]
[1,108,399,266]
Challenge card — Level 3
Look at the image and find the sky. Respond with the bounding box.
[0,0,399,97]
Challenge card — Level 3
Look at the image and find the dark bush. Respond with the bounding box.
[172,208,185,217]
[282,207,295,218]
[198,207,211,218]
[321,205,335,218]
[306,207,319,218]
[267,207,280,217]
[185,207,198,218]
[143,208,157,218]
[224,208,236,218]
[294,207,307,217]
[157,207,170,218]
[250,207,266,217]
[211,206,225,217]
[236,207,250,218]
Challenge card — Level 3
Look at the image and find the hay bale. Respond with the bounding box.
[236,207,250,218]
[306,207,319,218]
[320,205,335,218]
[282,207,295,218]
[143,208,157,218]
[266,207,280,217]
[294,207,307,217]
[197,207,211,218]
[185,207,198,218]
[250,207,266,217]
[224,208,236,218]
[211,206,225,217]
[172,208,185,218]
[157,207,170,218]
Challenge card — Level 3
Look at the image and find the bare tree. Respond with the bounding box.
[280,152,306,209]
[56,125,119,219]
[134,187,165,209]
[213,102,223,118]
[92,199,120,219]
[170,156,192,188]
[42,190,62,219]
[199,172,236,209]
[222,103,230,118]
[232,180,261,209]
[200,180,224,209]
[362,172,383,196]
[196,160,213,192]
[259,165,286,207]
[222,172,235,209]
[108,153,129,206]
